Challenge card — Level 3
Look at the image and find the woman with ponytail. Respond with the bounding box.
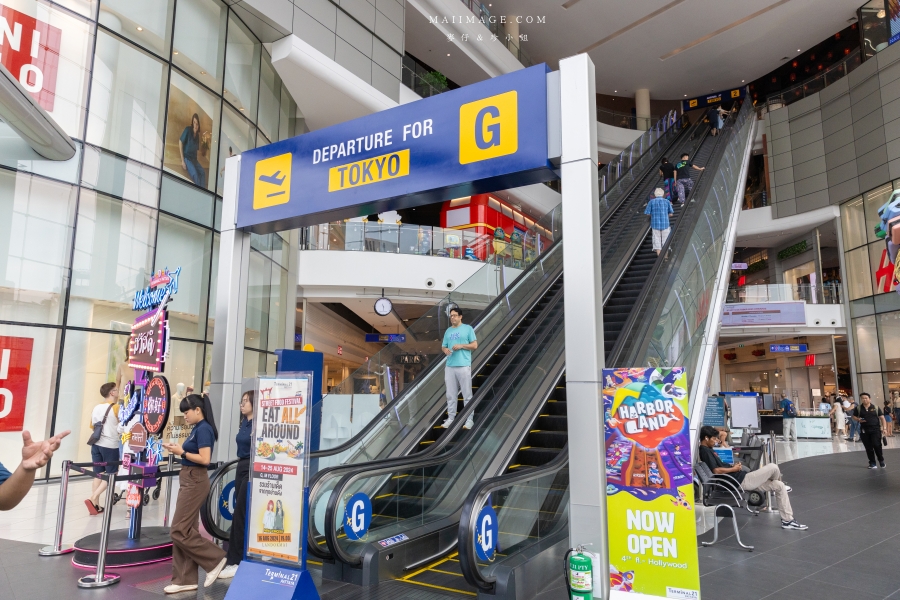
[218,390,254,579]
[162,394,227,594]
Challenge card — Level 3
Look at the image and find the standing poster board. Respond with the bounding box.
[225,372,320,600]
[729,395,761,429]
[603,367,699,599]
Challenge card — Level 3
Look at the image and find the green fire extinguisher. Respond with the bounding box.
[565,545,593,600]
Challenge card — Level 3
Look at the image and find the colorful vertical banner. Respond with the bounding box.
[603,367,699,599]
[247,374,312,563]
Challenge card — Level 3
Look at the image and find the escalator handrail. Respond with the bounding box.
[309,237,563,462]
[458,445,570,591]
[307,275,564,560]
[609,99,755,367]
[322,291,567,566]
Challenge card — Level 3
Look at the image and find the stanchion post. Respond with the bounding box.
[77,472,121,588]
[39,459,75,556]
[770,430,778,464]
[163,453,174,528]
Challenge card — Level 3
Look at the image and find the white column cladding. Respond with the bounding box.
[209,154,251,461]
[559,54,608,598]
[635,88,651,131]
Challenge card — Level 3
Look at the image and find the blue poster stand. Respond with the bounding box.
[224,366,321,600]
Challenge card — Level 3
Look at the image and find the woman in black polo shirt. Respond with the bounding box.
[218,390,254,579]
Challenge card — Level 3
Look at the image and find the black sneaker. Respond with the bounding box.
[781,520,808,530]
[880,461,886,468]
[868,463,878,469]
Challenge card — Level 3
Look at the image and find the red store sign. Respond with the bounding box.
[0,336,34,432]
[0,4,63,112]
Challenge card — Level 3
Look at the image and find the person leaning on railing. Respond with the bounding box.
[0,429,70,511]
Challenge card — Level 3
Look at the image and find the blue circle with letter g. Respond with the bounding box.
[344,492,372,540]
[218,480,235,521]
[474,505,498,561]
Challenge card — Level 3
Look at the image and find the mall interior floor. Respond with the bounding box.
[699,448,900,600]
[4,443,900,599]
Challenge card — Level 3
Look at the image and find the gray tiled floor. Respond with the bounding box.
[699,448,900,600]
[5,447,900,599]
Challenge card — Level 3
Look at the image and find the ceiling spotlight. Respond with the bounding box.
[614,90,617,92]
[447,53,450,56]
[741,79,745,82]
[136,26,143,31]
[797,48,801,52]
[200,70,206,74]
[174,50,179,55]
[684,94,687,96]
[878,9,886,18]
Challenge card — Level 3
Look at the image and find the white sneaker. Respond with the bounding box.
[218,564,238,580]
[464,417,474,429]
[164,584,198,594]
[441,418,454,428]
[205,557,227,587]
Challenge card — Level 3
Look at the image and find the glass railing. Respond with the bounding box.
[458,452,569,590]
[598,107,661,131]
[726,283,842,305]
[742,189,767,210]
[303,219,552,268]
[764,48,861,111]
[637,97,756,402]
[325,306,566,565]
[598,110,680,199]
[401,64,448,98]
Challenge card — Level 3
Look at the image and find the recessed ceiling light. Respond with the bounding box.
[797,48,801,52]
[878,9,886,18]
[136,26,143,31]
[742,79,745,82]
[684,94,687,96]
[201,71,206,74]
[239,107,245,111]
[614,90,617,92]
[447,53,450,56]
[174,50,179,55]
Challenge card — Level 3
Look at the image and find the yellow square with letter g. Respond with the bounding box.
[459,91,518,165]
[253,152,292,209]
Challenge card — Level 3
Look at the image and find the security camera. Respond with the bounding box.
[445,280,455,289]
[425,278,435,288]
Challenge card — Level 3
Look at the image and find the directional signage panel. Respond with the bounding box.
[770,344,808,353]
[365,333,406,343]
[682,87,745,112]
[237,65,554,233]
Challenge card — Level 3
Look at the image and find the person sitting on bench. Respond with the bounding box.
[698,426,807,531]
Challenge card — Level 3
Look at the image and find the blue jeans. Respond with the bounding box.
[848,418,860,440]
[184,157,206,187]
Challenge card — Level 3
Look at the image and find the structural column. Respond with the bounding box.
[560,54,609,599]
[635,88,651,130]
[210,155,251,460]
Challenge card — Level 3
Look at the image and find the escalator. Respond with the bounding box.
[454,102,757,599]
[309,117,711,589]
[305,109,692,562]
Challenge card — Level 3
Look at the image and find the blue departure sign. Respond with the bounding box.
[237,65,554,233]
[365,333,406,343]
[770,344,808,352]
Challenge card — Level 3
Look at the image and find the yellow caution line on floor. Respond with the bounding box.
[401,552,458,581]
[401,579,477,596]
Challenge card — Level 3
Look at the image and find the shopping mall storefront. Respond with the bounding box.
[0,0,297,477]
[841,182,900,404]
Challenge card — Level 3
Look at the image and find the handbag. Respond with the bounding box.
[86,404,114,446]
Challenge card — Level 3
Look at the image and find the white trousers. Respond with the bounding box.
[445,366,473,419]
[782,418,797,441]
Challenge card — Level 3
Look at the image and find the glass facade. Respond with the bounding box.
[0,0,298,476]
[841,182,900,405]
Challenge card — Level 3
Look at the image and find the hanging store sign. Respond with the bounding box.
[364,333,406,343]
[603,367,699,599]
[0,336,33,432]
[722,302,806,326]
[682,87,745,112]
[237,65,555,233]
[128,309,169,372]
[0,5,63,112]
[770,344,808,353]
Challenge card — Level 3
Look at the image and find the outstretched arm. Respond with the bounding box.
[0,430,70,510]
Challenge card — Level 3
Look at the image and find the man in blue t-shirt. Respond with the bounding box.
[442,306,478,429]
[0,429,70,510]
[780,393,797,442]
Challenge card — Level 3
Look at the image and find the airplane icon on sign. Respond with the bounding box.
[258,170,286,196]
